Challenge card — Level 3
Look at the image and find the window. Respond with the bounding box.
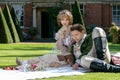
[12,4,24,28]
[112,5,120,27]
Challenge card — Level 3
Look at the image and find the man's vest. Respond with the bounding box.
[71,34,93,63]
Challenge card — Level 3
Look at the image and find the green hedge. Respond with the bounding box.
[72,0,86,33]
[3,4,20,43]
[10,7,24,42]
[0,7,13,43]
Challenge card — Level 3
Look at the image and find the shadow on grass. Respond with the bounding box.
[0,65,17,68]
[0,54,44,57]
[0,47,53,50]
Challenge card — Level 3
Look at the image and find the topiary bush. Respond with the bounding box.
[10,7,24,42]
[3,4,20,43]
[0,7,13,43]
[72,0,86,33]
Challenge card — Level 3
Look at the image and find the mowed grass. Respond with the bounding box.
[0,42,54,67]
[0,42,120,80]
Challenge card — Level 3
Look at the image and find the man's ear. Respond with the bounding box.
[82,30,85,33]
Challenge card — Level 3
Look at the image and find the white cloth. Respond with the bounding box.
[0,66,90,80]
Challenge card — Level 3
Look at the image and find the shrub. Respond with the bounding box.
[10,7,24,42]
[3,4,20,43]
[0,7,13,43]
[28,27,38,36]
[72,0,86,33]
[109,25,119,44]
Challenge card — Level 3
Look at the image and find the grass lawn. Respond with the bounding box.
[0,42,120,80]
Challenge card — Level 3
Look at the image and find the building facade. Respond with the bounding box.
[0,0,120,39]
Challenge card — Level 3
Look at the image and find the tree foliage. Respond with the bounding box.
[47,0,66,37]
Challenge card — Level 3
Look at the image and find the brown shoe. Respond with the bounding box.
[16,57,22,65]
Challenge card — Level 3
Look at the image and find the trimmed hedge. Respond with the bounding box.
[72,0,86,33]
[10,7,24,42]
[3,4,20,43]
[0,7,13,43]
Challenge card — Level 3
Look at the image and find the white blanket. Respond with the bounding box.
[0,66,90,80]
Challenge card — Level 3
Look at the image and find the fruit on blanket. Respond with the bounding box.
[3,66,18,70]
[4,67,11,70]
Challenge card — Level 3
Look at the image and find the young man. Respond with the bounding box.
[70,23,120,72]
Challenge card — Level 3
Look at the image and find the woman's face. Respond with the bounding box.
[60,17,69,27]
[71,30,84,43]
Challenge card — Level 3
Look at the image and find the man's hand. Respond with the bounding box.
[72,63,79,70]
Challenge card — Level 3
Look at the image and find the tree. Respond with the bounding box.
[0,7,13,43]
[3,4,20,43]
[72,0,86,33]
[10,7,24,42]
[47,0,66,38]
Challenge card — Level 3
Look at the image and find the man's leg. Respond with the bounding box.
[92,27,111,63]
[81,56,120,72]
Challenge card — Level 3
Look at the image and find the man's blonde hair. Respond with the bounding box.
[57,10,73,26]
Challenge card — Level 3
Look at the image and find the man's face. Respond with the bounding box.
[71,30,84,43]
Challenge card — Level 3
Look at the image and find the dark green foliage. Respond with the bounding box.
[28,27,38,36]
[10,7,24,42]
[47,7,60,37]
[3,4,20,43]
[86,24,96,34]
[72,0,86,32]
[0,7,13,43]
[47,0,65,37]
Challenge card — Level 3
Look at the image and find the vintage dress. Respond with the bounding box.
[18,27,73,69]
[55,27,73,54]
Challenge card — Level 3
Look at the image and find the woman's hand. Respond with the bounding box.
[72,63,79,70]
[60,27,68,39]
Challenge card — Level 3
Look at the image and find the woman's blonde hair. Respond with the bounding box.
[57,10,73,26]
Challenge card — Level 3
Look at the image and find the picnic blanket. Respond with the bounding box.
[0,66,90,80]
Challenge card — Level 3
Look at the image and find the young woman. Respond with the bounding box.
[16,10,73,70]
[55,9,73,54]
